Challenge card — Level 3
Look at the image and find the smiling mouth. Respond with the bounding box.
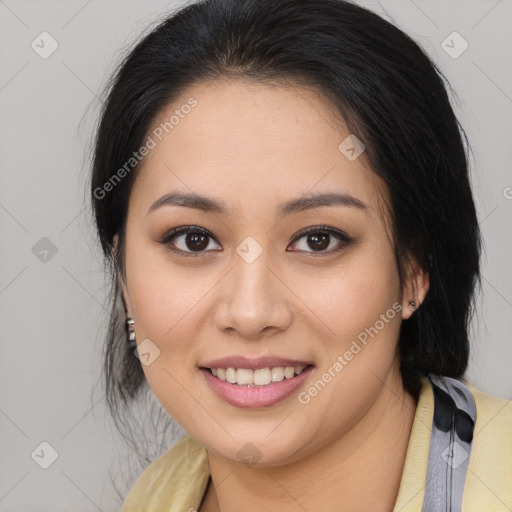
[201,365,314,387]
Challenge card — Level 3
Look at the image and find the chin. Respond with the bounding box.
[197,427,314,468]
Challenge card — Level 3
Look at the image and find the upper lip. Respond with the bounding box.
[200,356,314,370]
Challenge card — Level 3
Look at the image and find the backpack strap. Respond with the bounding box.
[421,374,477,511]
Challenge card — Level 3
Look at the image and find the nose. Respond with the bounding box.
[213,246,293,340]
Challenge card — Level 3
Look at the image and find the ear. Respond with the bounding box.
[401,253,429,320]
[114,233,133,317]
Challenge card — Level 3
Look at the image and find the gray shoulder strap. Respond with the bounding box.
[421,374,477,512]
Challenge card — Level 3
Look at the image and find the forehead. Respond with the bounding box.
[130,78,387,216]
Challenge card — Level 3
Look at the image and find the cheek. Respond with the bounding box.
[123,241,201,377]
[292,242,402,410]
[126,240,204,337]
[124,239,227,417]
[125,251,202,420]
[299,241,400,344]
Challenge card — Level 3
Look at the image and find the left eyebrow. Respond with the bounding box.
[277,192,368,219]
[146,191,368,217]
[147,191,231,216]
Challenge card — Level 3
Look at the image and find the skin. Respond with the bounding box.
[119,78,429,512]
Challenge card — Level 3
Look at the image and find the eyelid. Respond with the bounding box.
[287,225,352,255]
[290,224,351,243]
[158,225,221,258]
[160,225,215,242]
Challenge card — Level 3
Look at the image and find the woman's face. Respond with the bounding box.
[120,79,425,466]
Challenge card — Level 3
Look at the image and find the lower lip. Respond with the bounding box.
[200,366,314,408]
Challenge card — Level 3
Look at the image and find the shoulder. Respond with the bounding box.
[464,381,511,452]
[463,381,512,509]
[466,382,512,424]
[121,435,210,512]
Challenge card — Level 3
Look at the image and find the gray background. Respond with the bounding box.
[0,0,511,510]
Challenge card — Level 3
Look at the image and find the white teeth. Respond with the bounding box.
[225,367,237,384]
[271,366,284,382]
[210,365,308,386]
[253,368,271,386]
[236,368,253,385]
[284,367,295,379]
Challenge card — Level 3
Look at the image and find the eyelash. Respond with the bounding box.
[158,224,353,258]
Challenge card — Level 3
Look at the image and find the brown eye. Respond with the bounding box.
[159,226,221,256]
[305,232,330,251]
[288,226,352,255]
[183,231,210,251]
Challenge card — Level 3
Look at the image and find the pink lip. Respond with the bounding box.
[200,365,314,408]
[200,355,313,370]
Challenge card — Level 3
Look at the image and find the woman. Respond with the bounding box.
[90,0,512,510]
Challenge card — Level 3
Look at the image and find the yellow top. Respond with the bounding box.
[121,377,512,511]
